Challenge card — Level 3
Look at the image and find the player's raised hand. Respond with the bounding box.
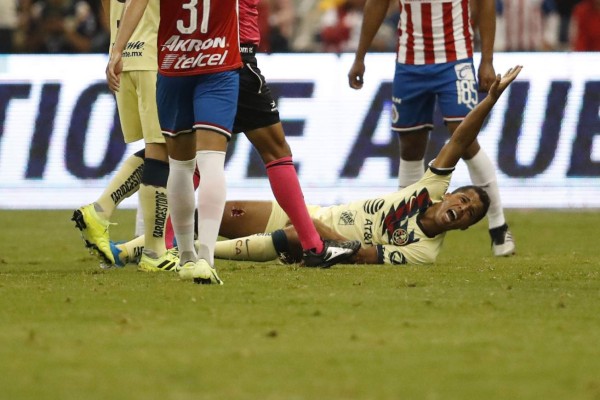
[488,65,523,100]
[106,52,123,93]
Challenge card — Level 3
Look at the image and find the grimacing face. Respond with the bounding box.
[433,189,485,231]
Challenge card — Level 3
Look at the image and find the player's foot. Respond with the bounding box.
[99,241,128,269]
[138,251,180,272]
[303,239,361,268]
[178,259,223,285]
[72,204,113,264]
[490,224,516,257]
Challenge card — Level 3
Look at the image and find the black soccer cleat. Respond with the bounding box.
[303,239,361,268]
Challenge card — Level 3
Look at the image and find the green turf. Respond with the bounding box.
[0,209,599,400]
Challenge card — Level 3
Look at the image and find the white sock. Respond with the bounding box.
[167,157,197,263]
[398,158,425,189]
[196,150,227,266]
[464,150,506,229]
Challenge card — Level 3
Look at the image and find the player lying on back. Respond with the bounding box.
[109,66,522,267]
[212,66,523,265]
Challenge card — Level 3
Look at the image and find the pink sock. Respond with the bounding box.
[266,157,323,253]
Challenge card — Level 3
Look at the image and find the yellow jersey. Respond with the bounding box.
[109,0,158,71]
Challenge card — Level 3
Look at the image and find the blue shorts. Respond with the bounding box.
[391,59,479,133]
[156,70,240,139]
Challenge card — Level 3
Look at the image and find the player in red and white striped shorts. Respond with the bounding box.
[349,0,515,257]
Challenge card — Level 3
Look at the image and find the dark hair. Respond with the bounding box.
[452,185,490,225]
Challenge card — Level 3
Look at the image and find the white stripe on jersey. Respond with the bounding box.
[451,1,469,60]
[396,0,473,65]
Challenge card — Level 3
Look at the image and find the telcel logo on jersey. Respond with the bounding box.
[161,35,229,70]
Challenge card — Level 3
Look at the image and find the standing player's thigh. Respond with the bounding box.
[392,63,436,132]
[133,70,164,144]
[156,74,196,136]
[436,60,479,123]
[193,70,240,136]
[115,72,143,143]
[233,55,280,134]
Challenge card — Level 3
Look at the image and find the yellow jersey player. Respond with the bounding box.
[72,0,179,272]
[214,66,522,266]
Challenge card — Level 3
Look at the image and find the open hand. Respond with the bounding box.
[488,65,523,100]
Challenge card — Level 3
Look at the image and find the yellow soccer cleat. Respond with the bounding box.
[178,259,223,285]
[137,250,180,272]
[72,204,114,265]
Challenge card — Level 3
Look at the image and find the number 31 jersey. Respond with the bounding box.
[158,0,243,76]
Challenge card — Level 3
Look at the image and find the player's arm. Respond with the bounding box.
[291,219,373,263]
[475,0,496,92]
[351,246,380,264]
[308,219,380,264]
[311,219,348,242]
[432,66,522,169]
[106,0,149,92]
[348,0,392,89]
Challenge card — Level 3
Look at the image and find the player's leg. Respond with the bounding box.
[214,226,301,263]
[128,70,180,271]
[392,63,435,189]
[220,200,275,238]
[156,74,200,276]
[72,71,146,266]
[439,60,515,256]
[398,130,429,188]
[216,198,292,261]
[236,53,359,267]
[452,130,515,256]
[246,123,325,251]
[110,235,146,267]
[172,71,238,283]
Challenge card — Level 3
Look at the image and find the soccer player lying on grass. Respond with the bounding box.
[110,66,521,267]
[212,66,522,265]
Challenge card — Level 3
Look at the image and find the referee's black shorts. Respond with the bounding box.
[232,44,281,134]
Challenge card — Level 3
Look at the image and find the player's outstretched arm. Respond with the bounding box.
[432,65,522,169]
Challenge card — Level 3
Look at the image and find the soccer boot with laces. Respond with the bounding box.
[178,259,223,285]
[138,250,180,272]
[303,239,361,268]
[72,204,114,264]
[489,223,516,257]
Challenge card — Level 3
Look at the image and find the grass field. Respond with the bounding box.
[1,209,599,400]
